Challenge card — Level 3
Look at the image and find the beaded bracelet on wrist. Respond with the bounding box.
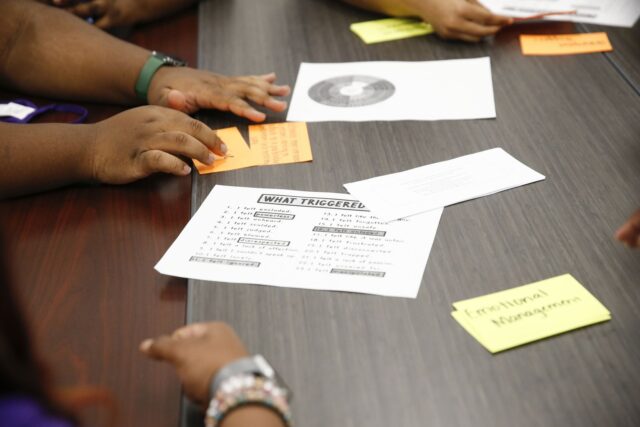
[205,373,292,427]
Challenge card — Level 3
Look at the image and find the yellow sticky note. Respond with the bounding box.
[249,122,313,166]
[350,18,434,44]
[194,127,257,174]
[520,32,613,56]
[452,274,610,353]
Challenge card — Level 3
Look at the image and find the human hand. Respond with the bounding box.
[615,209,640,248]
[140,322,249,407]
[408,0,513,42]
[47,0,139,29]
[148,68,291,122]
[89,106,225,184]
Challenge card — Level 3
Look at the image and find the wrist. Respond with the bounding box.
[75,123,100,184]
[205,355,292,427]
[145,66,173,105]
[136,52,187,103]
[206,373,291,427]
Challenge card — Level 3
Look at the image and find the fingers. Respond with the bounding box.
[94,14,114,29]
[152,132,214,165]
[152,108,227,157]
[66,0,107,19]
[147,126,226,174]
[455,20,502,38]
[228,98,267,123]
[132,108,227,177]
[215,75,290,122]
[177,115,227,156]
[260,72,278,84]
[241,84,289,113]
[172,323,209,340]
[140,323,210,360]
[435,1,512,41]
[467,0,513,26]
[149,67,290,121]
[242,75,291,98]
[615,210,640,247]
[138,150,191,177]
[140,335,179,362]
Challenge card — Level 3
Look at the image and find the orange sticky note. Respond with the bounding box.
[520,32,612,56]
[194,127,257,174]
[249,122,313,166]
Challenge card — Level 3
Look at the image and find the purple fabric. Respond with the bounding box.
[0,396,74,427]
[0,99,88,124]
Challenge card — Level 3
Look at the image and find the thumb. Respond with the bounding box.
[165,89,188,112]
[140,335,178,362]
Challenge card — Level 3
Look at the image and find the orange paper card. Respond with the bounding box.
[520,33,612,56]
[194,127,257,174]
[249,122,313,166]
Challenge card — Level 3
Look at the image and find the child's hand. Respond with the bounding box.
[90,106,225,184]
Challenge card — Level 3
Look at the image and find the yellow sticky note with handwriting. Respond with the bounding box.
[194,127,258,174]
[249,122,312,166]
[452,274,610,353]
[520,33,613,56]
[350,18,434,44]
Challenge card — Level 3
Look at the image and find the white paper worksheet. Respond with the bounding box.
[481,0,640,27]
[344,148,545,222]
[286,58,496,122]
[155,186,443,298]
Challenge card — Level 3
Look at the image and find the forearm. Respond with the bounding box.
[0,122,94,198]
[0,0,148,105]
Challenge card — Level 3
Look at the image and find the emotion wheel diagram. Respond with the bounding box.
[308,75,396,107]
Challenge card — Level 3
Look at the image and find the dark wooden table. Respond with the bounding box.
[0,7,198,426]
[186,1,640,426]
[583,23,640,91]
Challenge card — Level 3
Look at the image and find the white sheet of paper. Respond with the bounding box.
[344,148,545,222]
[0,102,35,120]
[286,58,496,122]
[481,0,640,27]
[155,185,443,298]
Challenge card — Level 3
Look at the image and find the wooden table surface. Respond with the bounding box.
[0,7,198,426]
[584,23,640,91]
[186,1,640,426]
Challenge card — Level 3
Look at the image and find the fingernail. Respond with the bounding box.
[140,339,153,352]
[220,143,228,154]
[207,153,215,164]
[183,165,192,175]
